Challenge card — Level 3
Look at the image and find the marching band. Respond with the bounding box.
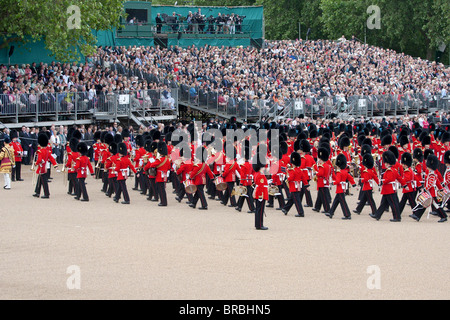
[3,118,450,230]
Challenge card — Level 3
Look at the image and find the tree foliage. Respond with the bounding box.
[0,0,125,62]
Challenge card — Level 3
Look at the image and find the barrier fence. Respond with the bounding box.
[0,89,178,122]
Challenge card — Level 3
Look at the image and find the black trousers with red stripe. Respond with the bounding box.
[156,181,167,206]
[255,199,266,229]
[314,187,331,212]
[115,179,130,202]
[192,184,208,208]
[236,185,255,211]
[413,197,448,220]
[221,181,237,206]
[355,190,377,214]
[399,191,417,215]
[148,177,159,201]
[375,193,401,220]
[107,177,118,197]
[177,181,193,202]
[76,178,89,200]
[299,183,313,207]
[283,191,304,216]
[328,193,351,218]
[268,185,286,208]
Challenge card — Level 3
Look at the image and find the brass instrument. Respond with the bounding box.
[62,150,68,186]
[31,151,38,186]
[231,185,247,197]
[268,185,279,196]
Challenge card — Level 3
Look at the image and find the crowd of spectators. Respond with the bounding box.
[90,38,449,115]
[1,37,449,118]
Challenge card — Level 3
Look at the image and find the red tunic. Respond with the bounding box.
[74,155,94,178]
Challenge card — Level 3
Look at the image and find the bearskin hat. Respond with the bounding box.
[421,135,431,147]
[290,152,301,167]
[335,153,347,170]
[10,130,18,140]
[382,150,397,166]
[157,141,168,156]
[413,148,424,162]
[144,139,153,153]
[94,130,102,142]
[381,134,392,146]
[109,142,118,155]
[118,142,127,156]
[297,131,307,141]
[424,149,434,161]
[309,129,318,139]
[357,135,366,147]
[152,130,161,141]
[444,150,450,164]
[135,135,144,148]
[361,144,372,157]
[288,128,297,138]
[114,133,123,144]
[77,142,88,156]
[362,153,374,169]
[362,138,372,147]
[388,146,399,160]
[72,129,82,141]
[426,154,439,171]
[300,139,311,153]
[401,152,413,167]
[69,137,79,152]
[104,133,114,146]
[399,135,409,147]
[442,132,450,143]
[339,136,351,149]
[122,128,130,138]
[38,133,49,147]
[318,147,330,162]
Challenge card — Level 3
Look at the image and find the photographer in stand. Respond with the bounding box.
[206,15,216,34]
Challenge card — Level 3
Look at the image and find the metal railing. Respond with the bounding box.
[116,21,252,37]
[176,85,450,121]
[0,89,178,122]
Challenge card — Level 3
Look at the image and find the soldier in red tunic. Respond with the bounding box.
[398,152,420,215]
[114,142,137,204]
[235,143,256,213]
[105,142,119,198]
[354,154,379,215]
[325,154,356,219]
[370,150,405,222]
[189,146,215,210]
[149,141,171,207]
[33,133,58,199]
[74,142,94,201]
[410,154,448,223]
[282,152,308,217]
[253,145,269,230]
[312,147,332,213]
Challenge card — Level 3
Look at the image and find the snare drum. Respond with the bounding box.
[415,190,432,208]
[184,179,197,194]
[436,188,450,204]
[214,177,227,191]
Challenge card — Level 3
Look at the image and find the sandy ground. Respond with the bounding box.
[0,166,449,300]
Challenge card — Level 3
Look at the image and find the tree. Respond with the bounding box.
[0,0,126,62]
